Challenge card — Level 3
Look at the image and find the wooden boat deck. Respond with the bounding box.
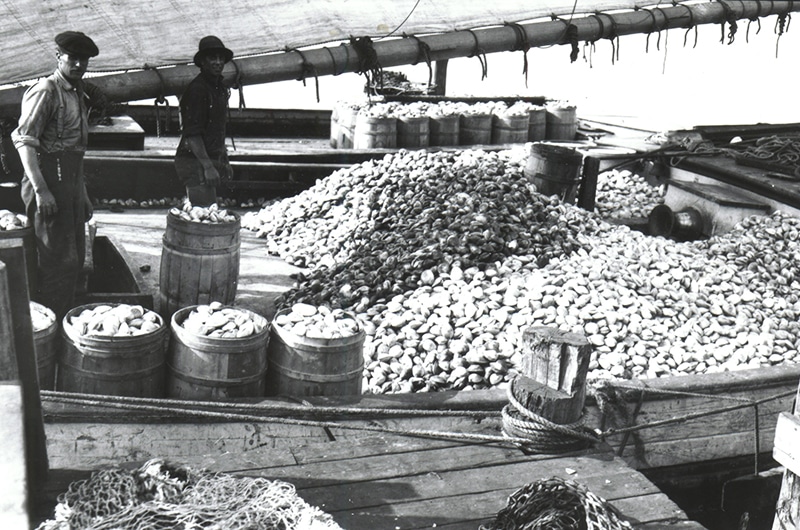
[36,430,704,529]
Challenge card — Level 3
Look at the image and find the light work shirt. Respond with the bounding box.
[12,69,88,153]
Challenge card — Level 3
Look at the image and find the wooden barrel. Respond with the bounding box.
[158,211,240,320]
[0,224,36,294]
[528,106,547,141]
[459,113,492,145]
[337,105,358,149]
[397,115,430,149]
[31,301,57,391]
[429,114,460,146]
[57,303,168,397]
[265,309,365,397]
[492,113,530,144]
[166,305,269,399]
[524,143,584,203]
[353,113,397,149]
[546,105,578,140]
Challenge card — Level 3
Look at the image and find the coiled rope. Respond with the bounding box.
[501,378,601,454]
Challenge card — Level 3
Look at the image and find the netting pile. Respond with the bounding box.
[481,476,634,530]
[36,459,342,530]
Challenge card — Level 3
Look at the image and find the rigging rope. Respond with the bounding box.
[403,33,433,89]
[285,47,320,103]
[41,381,797,460]
[465,29,488,80]
[144,64,170,137]
[505,22,531,87]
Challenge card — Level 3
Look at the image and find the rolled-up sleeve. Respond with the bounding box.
[12,84,54,150]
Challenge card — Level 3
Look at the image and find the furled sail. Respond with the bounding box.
[0,0,674,85]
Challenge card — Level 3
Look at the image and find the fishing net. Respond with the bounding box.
[481,476,634,530]
[36,459,342,530]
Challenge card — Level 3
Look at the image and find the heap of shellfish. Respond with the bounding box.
[242,147,800,394]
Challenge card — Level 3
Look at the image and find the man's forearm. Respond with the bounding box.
[184,136,213,168]
[17,145,48,192]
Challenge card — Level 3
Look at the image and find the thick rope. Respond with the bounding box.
[350,35,383,94]
[505,22,531,87]
[466,29,488,80]
[403,33,433,89]
[285,47,320,103]
[144,64,170,137]
[41,390,500,419]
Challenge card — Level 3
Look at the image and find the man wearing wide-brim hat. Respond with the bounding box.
[11,31,98,320]
[174,36,235,206]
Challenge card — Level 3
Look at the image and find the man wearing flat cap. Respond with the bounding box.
[12,31,98,320]
[174,35,235,206]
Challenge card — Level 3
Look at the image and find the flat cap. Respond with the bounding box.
[55,31,99,58]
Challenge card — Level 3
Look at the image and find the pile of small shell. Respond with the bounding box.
[67,304,162,338]
[30,302,56,333]
[179,302,267,339]
[0,209,27,231]
[95,197,269,210]
[594,169,666,219]
[169,202,237,224]
[243,147,800,394]
[273,303,361,339]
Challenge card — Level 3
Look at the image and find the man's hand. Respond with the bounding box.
[202,163,221,186]
[35,188,57,217]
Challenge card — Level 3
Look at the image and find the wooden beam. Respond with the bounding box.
[0,1,798,115]
[0,240,48,500]
[0,262,18,377]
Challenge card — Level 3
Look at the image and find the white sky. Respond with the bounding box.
[232,14,800,133]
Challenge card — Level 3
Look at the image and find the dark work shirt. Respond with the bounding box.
[176,71,229,158]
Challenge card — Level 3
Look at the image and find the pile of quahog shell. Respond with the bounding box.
[179,302,267,339]
[274,303,361,340]
[67,304,162,338]
[169,202,237,224]
[0,209,27,231]
[30,302,56,333]
[242,147,800,394]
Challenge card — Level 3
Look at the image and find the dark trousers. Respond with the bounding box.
[21,151,86,321]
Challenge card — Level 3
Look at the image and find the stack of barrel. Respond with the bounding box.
[50,201,366,401]
[331,99,578,150]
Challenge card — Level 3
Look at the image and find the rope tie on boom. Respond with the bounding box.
[775,3,792,58]
[746,0,764,42]
[350,36,383,95]
[144,64,170,137]
[504,22,531,87]
[552,14,580,63]
[403,33,433,89]
[639,6,661,53]
[466,29,488,80]
[285,47,320,103]
[230,59,246,111]
[675,2,698,48]
[719,0,739,44]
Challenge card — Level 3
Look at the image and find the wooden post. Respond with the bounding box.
[772,380,800,529]
[513,326,592,424]
[0,239,48,502]
[432,60,448,96]
[577,156,600,212]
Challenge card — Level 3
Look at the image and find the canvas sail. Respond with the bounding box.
[1,0,669,86]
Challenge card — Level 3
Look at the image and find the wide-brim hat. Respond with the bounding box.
[193,35,233,66]
[55,31,99,58]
